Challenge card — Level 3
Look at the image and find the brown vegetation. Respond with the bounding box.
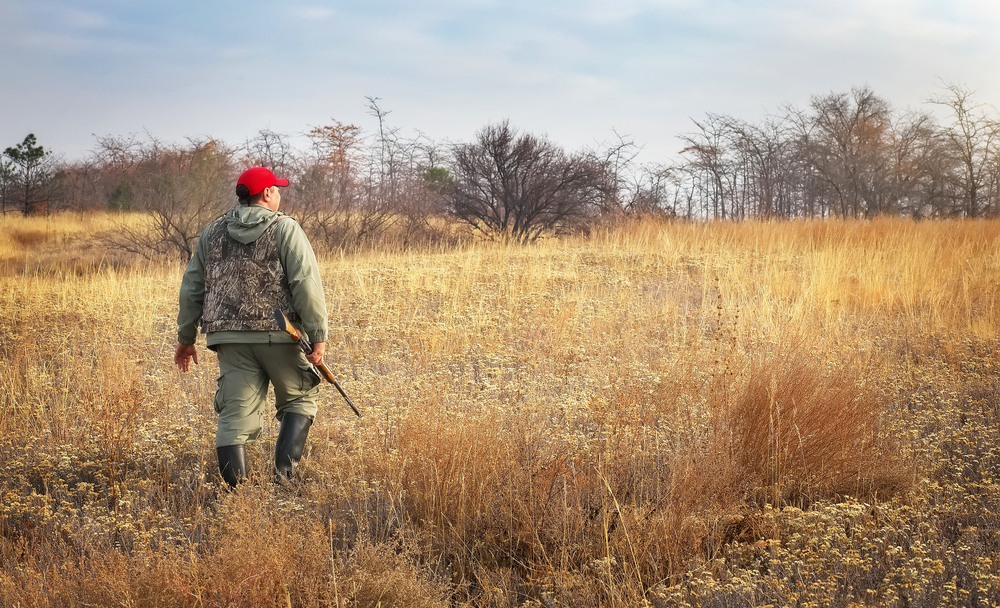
[0,212,138,276]
[1,216,999,606]
[9,83,1000,260]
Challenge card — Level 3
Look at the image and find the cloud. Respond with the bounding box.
[63,6,109,29]
[575,0,702,24]
[290,5,337,21]
[3,0,1000,163]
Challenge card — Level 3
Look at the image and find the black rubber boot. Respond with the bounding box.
[217,444,247,489]
[275,413,313,483]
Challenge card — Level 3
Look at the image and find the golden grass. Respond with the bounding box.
[2,215,1000,606]
[0,211,144,276]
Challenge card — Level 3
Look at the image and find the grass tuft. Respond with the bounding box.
[719,343,907,506]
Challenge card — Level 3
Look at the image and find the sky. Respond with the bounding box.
[2,0,999,165]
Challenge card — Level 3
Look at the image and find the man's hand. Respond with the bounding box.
[307,341,325,366]
[174,343,199,372]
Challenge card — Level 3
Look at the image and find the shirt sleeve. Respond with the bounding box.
[277,218,329,344]
[176,227,210,344]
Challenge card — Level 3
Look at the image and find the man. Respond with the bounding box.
[174,166,328,488]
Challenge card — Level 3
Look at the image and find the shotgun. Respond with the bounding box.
[274,309,361,418]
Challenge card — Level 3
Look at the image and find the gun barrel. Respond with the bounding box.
[331,377,362,418]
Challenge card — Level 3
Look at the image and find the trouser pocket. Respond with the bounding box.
[298,361,322,392]
[213,375,225,414]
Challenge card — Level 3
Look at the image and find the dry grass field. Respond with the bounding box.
[1,213,999,607]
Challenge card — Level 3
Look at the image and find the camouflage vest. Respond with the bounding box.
[200,215,299,333]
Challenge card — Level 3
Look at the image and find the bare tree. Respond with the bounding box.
[294,119,364,250]
[104,138,235,261]
[389,133,454,247]
[722,114,799,219]
[447,121,606,243]
[678,115,734,219]
[0,158,15,216]
[584,130,676,218]
[40,86,999,237]
[883,110,940,217]
[591,129,640,214]
[670,89,944,220]
[806,86,894,218]
[356,97,404,243]
[358,98,455,247]
[929,82,1000,217]
[87,133,156,210]
[243,129,297,178]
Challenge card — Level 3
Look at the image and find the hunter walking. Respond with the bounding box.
[174,167,328,488]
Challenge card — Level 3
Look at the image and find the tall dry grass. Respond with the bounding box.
[2,215,1000,606]
[0,211,144,277]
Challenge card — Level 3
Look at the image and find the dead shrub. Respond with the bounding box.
[719,344,909,505]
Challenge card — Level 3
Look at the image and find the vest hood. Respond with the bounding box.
[224,205,283,245]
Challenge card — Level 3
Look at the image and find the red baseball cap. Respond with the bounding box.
[236,167,290,196]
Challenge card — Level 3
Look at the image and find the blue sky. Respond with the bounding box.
[2,0,998,164]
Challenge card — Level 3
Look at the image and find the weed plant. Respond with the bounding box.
[1,216,999,606]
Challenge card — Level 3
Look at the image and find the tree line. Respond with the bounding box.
[670,83,999,220]
[3,85,998,257]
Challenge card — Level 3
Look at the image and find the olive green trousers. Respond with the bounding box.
[212,343,321,447]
